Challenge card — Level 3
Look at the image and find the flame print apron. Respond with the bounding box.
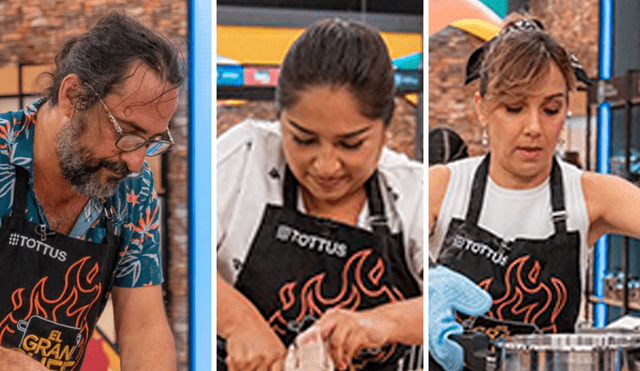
[232,167,421,371]
[436,154,581,334]
[0,166,120,370]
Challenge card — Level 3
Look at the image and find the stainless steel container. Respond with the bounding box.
[495,333,640,371]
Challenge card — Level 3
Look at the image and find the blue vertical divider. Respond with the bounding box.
[595,103,611,327]
[594,0,613,328]
[189,0,212,369]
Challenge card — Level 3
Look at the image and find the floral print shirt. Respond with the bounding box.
[0,99,163,287]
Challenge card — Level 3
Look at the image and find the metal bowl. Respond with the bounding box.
[495,333,640,371]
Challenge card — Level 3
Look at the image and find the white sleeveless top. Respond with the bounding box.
[430,156,591,319]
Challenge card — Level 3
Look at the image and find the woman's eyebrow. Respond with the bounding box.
[341,126,372,139]
[287,119,315,135]
[288,118,372,138]
[543,92,566,102]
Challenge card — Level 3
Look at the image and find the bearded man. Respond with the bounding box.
[0,11,183,371]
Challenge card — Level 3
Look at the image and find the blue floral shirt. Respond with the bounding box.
[0,99,163,287]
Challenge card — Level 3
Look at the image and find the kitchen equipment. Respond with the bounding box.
[495,332,640,371]
[428,316,540,371]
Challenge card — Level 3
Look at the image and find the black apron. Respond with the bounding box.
[437,154,581,334]
[0,166,120,370]
[231,167,421,371]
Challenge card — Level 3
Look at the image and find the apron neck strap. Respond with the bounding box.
[465,154,491,225]
[364,170,390,235]
[101,199,118,246]
[549,157,568,234]
[282,167,389,233]
[13,166,29,218]
[465,154,568,233]
[283,166,298,210]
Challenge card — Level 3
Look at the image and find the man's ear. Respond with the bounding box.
[473,92,488,129]
[58,74,83,118]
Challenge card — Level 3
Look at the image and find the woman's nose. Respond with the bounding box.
[524,110,542,136]
[312,144,341,176]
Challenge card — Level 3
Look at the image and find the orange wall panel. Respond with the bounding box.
[217,25,422,65]
[0,67,18,95]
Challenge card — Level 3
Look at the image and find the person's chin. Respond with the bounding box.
[304,184,349,204]
[513,160,552,181]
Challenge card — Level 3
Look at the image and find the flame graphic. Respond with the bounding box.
[0,257,102,369]
[268,249,404,369]
[478,256,567,333]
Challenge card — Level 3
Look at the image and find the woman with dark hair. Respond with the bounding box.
[429,14,640,371]
[217,18,423,371]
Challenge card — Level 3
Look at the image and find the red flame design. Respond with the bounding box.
[480,256,567,333]
[0,257,102,370]
[268,249,405,369]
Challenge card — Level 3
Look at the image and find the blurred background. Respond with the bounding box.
[217,0,424,162]
[0,2,190,370]
[429,0,640,328]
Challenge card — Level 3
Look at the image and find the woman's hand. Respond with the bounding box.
[225,316,287,371]
[315,307,394,370]
[217,273,286,371]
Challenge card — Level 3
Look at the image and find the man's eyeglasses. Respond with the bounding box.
[86,84,174,156]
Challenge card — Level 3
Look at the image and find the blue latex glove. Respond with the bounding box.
[428,265,492,371]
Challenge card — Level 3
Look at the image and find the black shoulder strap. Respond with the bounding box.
[12,166,30,218]
[101,198,118,246]
[364,170,390,237]
[465,154,491,225]
[464,154,568,235]
[283,166,297,210]
[549,157,568,235]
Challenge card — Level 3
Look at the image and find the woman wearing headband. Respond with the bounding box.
[218,19,423,371]
[429,13,640,371]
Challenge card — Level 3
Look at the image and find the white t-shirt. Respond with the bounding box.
[217,120,424,289]
[430,155,591,318]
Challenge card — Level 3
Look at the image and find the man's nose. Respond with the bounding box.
[120,146,147,175]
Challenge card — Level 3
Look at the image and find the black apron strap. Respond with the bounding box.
[364,170,391,238]
[465,154,491,225]
[465,154,568,235]
[102,199,118,247]
[96,198,120,318]
[364,171,397,279]
[549,157,568,235]
[12,166,29,218]
[283,166,297,211]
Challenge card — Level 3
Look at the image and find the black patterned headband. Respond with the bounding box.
[464,19,590,86]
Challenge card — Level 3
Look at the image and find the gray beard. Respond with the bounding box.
[55,114,130,199]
